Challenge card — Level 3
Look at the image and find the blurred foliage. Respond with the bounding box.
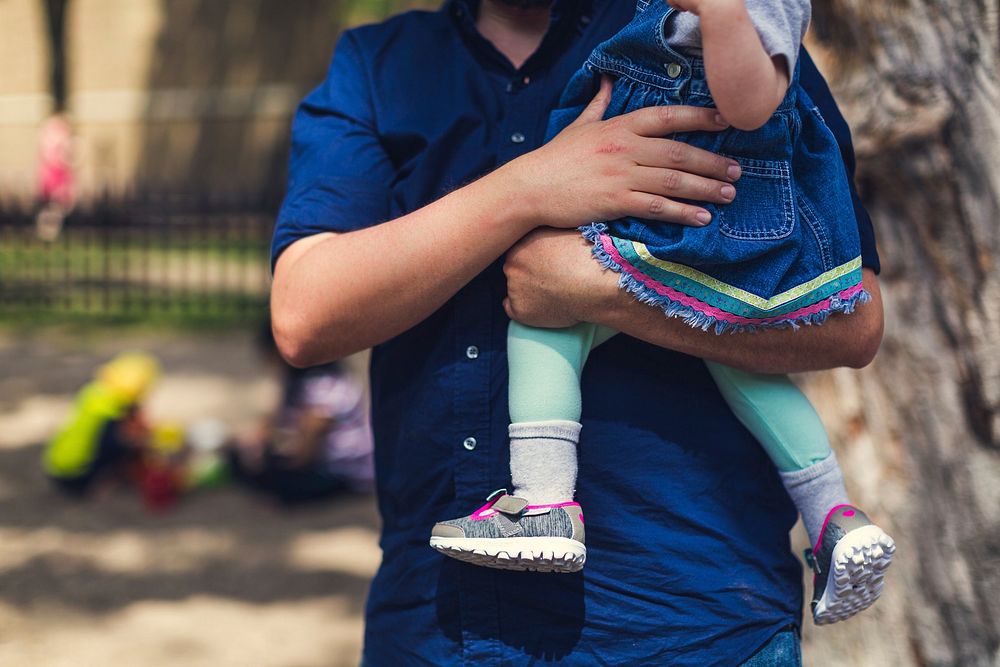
[342,0,441,26]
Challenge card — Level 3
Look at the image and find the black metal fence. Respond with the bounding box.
[0,193,276,323]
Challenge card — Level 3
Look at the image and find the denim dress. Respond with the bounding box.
[549,3,868,332]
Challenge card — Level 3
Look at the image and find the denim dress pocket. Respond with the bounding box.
[716,157,795,241]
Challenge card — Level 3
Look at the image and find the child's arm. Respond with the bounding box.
[667,0,790,131]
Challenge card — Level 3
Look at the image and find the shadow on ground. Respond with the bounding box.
[0,442,379,615]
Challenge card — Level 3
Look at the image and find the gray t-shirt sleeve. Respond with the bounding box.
[668,0,812,71]
[746,0,811,71]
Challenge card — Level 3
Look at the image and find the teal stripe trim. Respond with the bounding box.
[611,238,864,319]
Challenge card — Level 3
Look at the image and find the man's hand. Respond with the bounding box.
[503,228,615,328]
[504,77,742,231]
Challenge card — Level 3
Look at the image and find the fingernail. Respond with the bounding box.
[696,210,712,225]
[714,113,727,126]
[727,164,742,180]
[721,185,736,200]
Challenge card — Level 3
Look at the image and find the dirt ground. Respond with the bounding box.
[0,328,380,667]
[0,327,907,666]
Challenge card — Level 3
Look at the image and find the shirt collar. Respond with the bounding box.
[445,0,594,74]
[448,0,593,17]
[444,0,593,37]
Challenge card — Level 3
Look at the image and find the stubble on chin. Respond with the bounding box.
[495,0,554,8]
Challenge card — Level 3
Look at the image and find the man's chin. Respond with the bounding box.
[496,0,554,8]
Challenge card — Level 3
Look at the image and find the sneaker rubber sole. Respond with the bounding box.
[429,536,586,573]
[813,524,896,625]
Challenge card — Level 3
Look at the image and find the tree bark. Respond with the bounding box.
[42,0,70,111]
[800,2,1000,666]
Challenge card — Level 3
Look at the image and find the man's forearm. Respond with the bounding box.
[272,169,534,366]
[502,229,884,374]
[273,98,740,367]
[592,269,884,374]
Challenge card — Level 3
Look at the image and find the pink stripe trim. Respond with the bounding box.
[814,503,855,552]
[600,236,864,325]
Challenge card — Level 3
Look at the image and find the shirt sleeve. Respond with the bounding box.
[270,31,394,270]
[798,48,881,274]
[745,0,811,72]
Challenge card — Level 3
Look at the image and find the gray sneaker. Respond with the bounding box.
[806,504,896,625]
[430,489,586,573]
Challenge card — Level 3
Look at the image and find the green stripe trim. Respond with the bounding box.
[611,238,863,318]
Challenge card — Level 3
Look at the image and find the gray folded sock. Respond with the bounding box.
[780,453,851,548]
[509,420,581,505]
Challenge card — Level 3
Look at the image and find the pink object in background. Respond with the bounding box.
[37,114,76,208]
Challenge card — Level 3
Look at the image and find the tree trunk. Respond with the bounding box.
[42,0,70,111]
[800,2,1000,666]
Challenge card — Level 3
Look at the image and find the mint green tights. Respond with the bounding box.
[507,321,832,472]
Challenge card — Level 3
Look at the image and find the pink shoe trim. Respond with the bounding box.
[813,503,855,553]
[468,497,580,522]
[526,501,580,510]
[470,500,499,521]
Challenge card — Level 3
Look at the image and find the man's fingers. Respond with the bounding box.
[632,166,736,205]
[569,76,614,127]
[502,297,515,320]
[631,137,741,182]
[621,192,714,227]
[619,104,729,138]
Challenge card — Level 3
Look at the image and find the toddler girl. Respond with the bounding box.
[431,0,895,625]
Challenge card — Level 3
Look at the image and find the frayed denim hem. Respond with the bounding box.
[581,223,870,335]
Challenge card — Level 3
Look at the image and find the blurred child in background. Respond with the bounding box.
[43,352,160,497]
[229,322,374,505]
[35,113,76,241]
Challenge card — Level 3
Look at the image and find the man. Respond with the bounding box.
[271,1,883,664]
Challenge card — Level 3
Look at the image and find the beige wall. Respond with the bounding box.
[0,0,50,196]
[0,0,345,200]
[69,0,163,195]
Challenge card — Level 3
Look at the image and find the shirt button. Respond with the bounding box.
[666,62,683,78]
[465,345,480,360]
[463,437,478,451]
[510,132,526,144]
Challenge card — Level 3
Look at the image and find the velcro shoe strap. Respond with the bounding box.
[492,494,529,517]
[804,548,819,573]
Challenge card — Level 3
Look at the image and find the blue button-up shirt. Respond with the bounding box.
[272,2,880,665]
